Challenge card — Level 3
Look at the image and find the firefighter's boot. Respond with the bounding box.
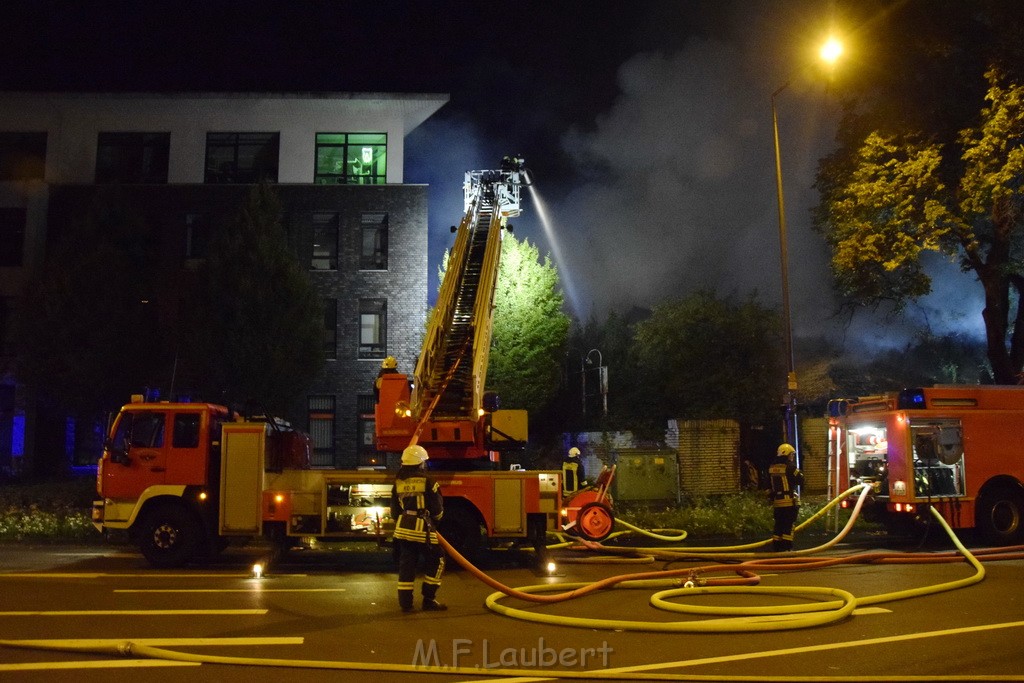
[398,587,415,613]
[422,584,446,611]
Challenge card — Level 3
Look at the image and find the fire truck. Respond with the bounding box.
[92,162,613,568]
[828,385,1024,544]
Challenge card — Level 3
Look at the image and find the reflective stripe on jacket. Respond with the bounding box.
[390,469,444,544]
[768,458,804,508]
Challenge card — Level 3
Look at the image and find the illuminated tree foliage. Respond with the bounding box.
[178,183,324,414]
[487,235,570,415]
[818,69,1024,382]
[632,291,783,424]
[437,234,569,416]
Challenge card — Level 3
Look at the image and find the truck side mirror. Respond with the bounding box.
[104,438,130,465]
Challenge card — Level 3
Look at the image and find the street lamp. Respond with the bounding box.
[771,36,843,470]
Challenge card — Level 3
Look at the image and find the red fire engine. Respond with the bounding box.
[829,385,1024,544]
[91,162,613,567]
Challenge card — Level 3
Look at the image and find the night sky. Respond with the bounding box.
[0,1,985,351]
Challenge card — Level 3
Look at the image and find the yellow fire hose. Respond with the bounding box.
[2,484,1020,680]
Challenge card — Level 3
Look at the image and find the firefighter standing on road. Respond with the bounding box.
[562,446,587,495]
[391,444,447,612]
[768,443,804,551]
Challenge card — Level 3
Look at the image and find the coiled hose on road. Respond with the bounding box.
[4,483,1024,680]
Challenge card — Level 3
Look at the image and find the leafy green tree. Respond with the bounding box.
[177,183,324,415]
[487,235,570,415]
[632,291,783,424]
[817,69,1024,382]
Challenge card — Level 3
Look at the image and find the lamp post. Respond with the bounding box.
[771,82,799,467]
[771,36,843,471]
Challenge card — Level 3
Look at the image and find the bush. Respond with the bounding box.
[0,477,99,543]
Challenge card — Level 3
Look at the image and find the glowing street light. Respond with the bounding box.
[820,37,843,64]
[771,36,844,470]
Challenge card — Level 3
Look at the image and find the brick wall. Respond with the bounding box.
[666,419,741,496]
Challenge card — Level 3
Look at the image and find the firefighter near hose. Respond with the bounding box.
[390,444,447,612]
[768,443,804,551]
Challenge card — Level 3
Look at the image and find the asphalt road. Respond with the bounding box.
[0,531,1022,682]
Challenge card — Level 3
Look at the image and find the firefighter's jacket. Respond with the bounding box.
[562,456,586,494]
[768,456,804,508]
[390,466,444,544]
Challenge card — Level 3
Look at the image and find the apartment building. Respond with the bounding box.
[0,91,448,473]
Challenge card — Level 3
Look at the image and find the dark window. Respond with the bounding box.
[359,298,387,360]
[204,132,279,183]
[183,213,208,260]
[314,133,387,185]
[96,132,170,183]
[308,396,336,466]
[0,297,10,356]
[172,413,200,449]
[311,212,339,270]
[0,132,46,181]
[0,207,26,267]
[360,212,388,270]
[324,297,337,360]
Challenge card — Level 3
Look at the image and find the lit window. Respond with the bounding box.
[356,394,380,467]
[359,298,387,360]
[96,132,169,184]
[360,212,388,270]
[311,213,339,270]
[204,132,279,183]
[314,133,386,185]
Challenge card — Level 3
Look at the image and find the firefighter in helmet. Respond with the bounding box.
[768,443,804,551]
[562,446,588,495]
[390,444,446,612]
[374,356,399,400]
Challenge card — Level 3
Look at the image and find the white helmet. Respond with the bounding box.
[401,444,429,466]
[568,447,580,457]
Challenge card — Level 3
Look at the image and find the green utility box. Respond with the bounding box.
[611,449,679,503]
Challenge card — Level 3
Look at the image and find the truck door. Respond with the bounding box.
[101,410,167,499]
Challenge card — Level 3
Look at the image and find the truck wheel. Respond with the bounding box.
[139,504,200,568]
[976,486,1024,545]
[576,502,615,542]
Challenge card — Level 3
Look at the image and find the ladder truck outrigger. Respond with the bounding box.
[91,160,614,568]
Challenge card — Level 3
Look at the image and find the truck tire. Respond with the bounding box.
[139,504,201,568]
[576,502,615,542]
[976,486,1024,545]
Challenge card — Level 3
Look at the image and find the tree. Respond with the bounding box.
[177,183,324,415]
[632,291,784,424]
[817,69,1024,382]
[436,233,570,418]
[487,235,570,415]
[15,188,167,416]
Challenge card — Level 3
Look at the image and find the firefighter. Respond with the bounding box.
[768,443,804,551]
[390,444,447,612]
[562,446,588,495]
[374,356,399,399]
